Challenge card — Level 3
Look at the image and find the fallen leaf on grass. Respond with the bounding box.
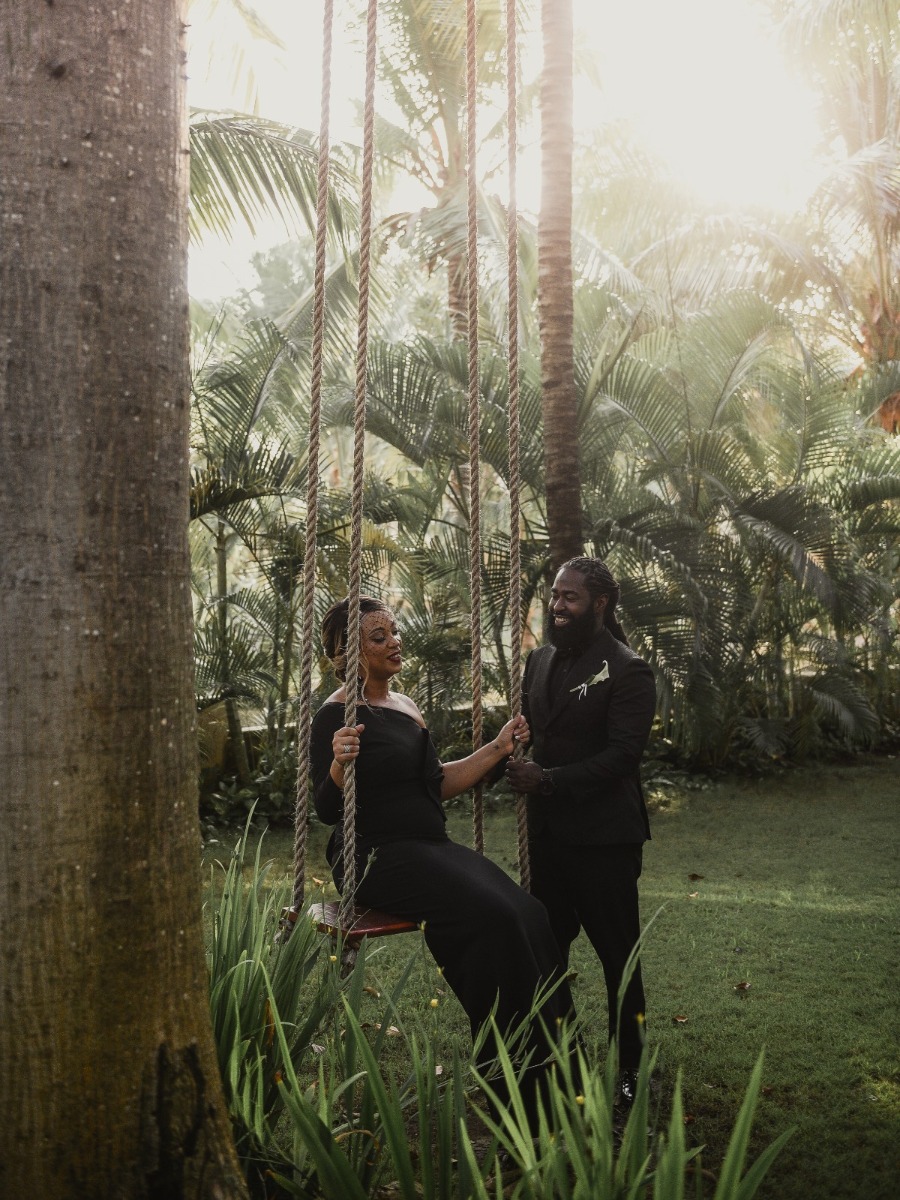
[688,873,704,881]
[733,981,751,992]
[688,891,700,899]
[312,877,325,887]
[683,1113,696,1125]
[673,1014,689,1024]
[364,986,381,998]
[761,1085,774,1096]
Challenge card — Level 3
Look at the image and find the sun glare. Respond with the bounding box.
[576,0,827,211]
[188,0,829,299]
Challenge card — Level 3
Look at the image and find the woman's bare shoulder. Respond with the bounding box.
[392,691,427,727]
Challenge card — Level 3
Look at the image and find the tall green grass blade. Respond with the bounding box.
[340,998,420,1198]
[652,1072,686,1200]
[712,1052,769,1200]
[732,1127,795,1200]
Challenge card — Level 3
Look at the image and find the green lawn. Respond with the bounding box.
[207,755,899,1199]
[636,757,899,1200]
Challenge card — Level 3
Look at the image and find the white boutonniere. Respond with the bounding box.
[570,661,610,699]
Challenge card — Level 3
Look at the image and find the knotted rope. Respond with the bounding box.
[340,0,380,925]
[293,0,530,916]
[293,0,334,912]
[465,0,485,855]
[504,0,529,891]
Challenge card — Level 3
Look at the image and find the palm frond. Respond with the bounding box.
[189,112,356,244]
[807,672,880,744]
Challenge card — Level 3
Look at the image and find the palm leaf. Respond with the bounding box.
[189,112,356,244]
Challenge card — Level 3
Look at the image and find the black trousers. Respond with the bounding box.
[528,834,646,1071]
[342,837,575,1124]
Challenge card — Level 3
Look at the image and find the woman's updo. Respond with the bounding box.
[321,595,392,681]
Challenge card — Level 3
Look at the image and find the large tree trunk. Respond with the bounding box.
[538,0,583,567]
[0,3,247,1197]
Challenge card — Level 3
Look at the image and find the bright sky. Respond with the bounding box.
[188,0,827,300]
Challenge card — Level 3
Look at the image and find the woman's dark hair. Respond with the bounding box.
[559,556,630,646]
[321,595,392,682]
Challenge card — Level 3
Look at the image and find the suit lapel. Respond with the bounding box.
[530,646,558,728]
[545,631,613,725]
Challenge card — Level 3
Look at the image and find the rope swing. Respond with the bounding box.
[288,0,531,947]
[502,0,530,892]
[291,0,335,916]
[465,0,485,857]
[339,0,380,925]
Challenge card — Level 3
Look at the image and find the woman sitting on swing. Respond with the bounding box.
[311,595,575,1122]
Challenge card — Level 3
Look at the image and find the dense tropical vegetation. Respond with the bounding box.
[187,0,899,813]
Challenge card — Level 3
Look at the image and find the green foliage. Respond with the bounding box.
[236,757,898,1199]
[202,739,300,827]
[186,0,900,776]
[189,112,356,247]
[190,297,900,771]
[473,1039,791,1200]
[206,822,339,1167]
[206,822,792,1199]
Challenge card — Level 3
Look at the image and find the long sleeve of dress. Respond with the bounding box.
[310,704,344,825]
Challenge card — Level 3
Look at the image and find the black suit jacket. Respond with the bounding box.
[522,627,655,846]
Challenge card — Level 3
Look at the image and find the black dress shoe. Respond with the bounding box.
[615,1068,639,1109]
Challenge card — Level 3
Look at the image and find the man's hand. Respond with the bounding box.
[506,759,544,794]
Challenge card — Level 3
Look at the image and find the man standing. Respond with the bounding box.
[506,557,656,1106]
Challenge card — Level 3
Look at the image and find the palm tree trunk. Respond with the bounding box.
[216,522,252,785]
[276,596,297,751]
[538,0,583,567]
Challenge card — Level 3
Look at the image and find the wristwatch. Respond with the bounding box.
[539,768,556,796]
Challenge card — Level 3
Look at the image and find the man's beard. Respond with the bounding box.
[545,607,598,654]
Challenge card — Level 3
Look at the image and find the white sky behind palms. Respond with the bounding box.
[188,0,827,300]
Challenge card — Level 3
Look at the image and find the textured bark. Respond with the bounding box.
[538,0,583,567]
[0,3,247,1196]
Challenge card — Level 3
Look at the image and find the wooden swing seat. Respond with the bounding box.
[282,902,417,946]
[309,901,417,943]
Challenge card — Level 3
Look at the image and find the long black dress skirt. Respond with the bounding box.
[311,702,575,1124]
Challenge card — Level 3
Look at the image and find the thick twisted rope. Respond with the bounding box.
[293,0,335,912]
[340,0,380,925]
[504,0,529,890]
[465,0,484,855]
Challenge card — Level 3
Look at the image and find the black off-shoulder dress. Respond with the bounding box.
[310,701,575,1121]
